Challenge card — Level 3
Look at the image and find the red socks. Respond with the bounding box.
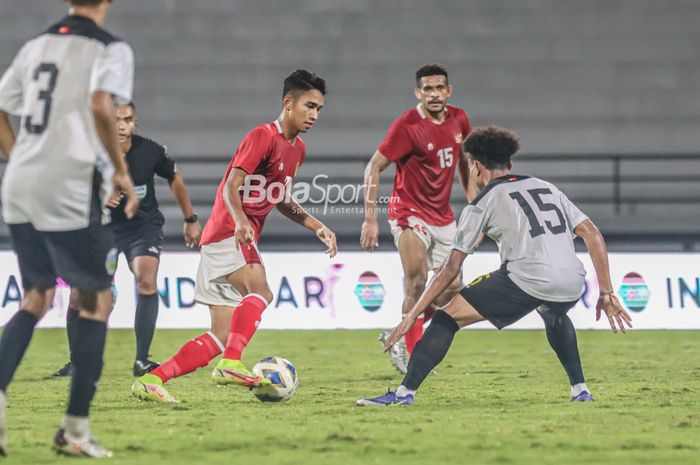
[149,294,269,383]
[222,294,268,360]
[405,306,438,355]
[404,316,425,355]
[150,332,223,383]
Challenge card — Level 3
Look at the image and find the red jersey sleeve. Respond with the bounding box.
[458,108,472,138]
[232,126,273,174]
[298,138,306,167]
[378,118,413,162]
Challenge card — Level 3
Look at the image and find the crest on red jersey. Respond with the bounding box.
[454,133,463,144]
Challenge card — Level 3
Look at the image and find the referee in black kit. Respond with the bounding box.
[54,102,202,378]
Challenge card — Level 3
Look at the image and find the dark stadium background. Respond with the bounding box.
[1,0,698,252]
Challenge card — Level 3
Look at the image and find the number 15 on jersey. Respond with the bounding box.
[437,147,454,169]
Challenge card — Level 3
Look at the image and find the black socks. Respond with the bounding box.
[540,311,585,385]
[401,310,459,391]
[0,310,39,391]
[66,307,79,359]
[134,293,159,361]
[67,318,107,417]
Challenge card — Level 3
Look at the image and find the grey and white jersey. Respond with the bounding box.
[0,15,134,231]
[453,175,589,302]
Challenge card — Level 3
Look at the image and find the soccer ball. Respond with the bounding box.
[251,357,299,402]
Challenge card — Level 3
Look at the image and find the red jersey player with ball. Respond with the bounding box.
[361,64,472,373]
[132,70,337,402]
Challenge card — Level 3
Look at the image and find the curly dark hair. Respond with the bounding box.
[415,64,448,86]
[283,69,327,97]
[463,126,521,169]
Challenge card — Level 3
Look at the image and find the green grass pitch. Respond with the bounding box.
[1,328,698,464]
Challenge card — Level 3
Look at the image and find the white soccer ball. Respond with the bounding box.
[251,357,299,402]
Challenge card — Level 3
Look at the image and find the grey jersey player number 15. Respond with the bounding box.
[453,175,588,302]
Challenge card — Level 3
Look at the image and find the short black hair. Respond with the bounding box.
[416,63,448,86]
[283,69,326,98]
[463,126,521,169]
[69,0,109,6]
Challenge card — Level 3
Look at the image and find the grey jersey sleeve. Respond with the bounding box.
[558,189,588,237]
[89,41,134,104]
[0,50,24,115]
[452,203,488,254]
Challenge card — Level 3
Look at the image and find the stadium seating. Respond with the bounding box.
[1,0,699,251]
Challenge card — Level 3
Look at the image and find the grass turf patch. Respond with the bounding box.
[2,329,698,464]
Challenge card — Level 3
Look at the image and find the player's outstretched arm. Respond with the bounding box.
[383,249,467,351]
[360,151,391,251]
[276,197,337,258]
[574,219,633,334]
[91,91,138,218]
[168,172,202,248]
[0,111,16,159]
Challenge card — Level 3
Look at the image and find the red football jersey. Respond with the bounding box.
[200,120,305,246]
[379,104,471,226]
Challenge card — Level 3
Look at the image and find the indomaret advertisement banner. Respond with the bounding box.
[0,251,699,330]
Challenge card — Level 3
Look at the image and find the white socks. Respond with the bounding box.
[571,383,590,397]
[396,385,416,397]
[63,415,90,441]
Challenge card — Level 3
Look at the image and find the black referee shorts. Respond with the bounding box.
[459,264,579,329]
[9,222,116,292]
[111,214,164,263]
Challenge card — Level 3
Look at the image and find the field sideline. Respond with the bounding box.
[1,329,698,464]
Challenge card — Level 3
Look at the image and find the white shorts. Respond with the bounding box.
[194,236,263,307]
[389,216,457,270]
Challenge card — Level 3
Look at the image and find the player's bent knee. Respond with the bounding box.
[404,277,427,299]
[77,290,99,313]
[255,289,274,305]
[443,294,485,328]
[80,289,113,321]
[136,280,157,295]
[244,282,273,305]
[537,306,567,327]
[21,287,56,317]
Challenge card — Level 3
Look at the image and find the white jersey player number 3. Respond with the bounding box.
[25,62,59,135]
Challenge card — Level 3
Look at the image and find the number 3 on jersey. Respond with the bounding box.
[437,147,453,168]
[509,188,567,238]
[25,62,59,135]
